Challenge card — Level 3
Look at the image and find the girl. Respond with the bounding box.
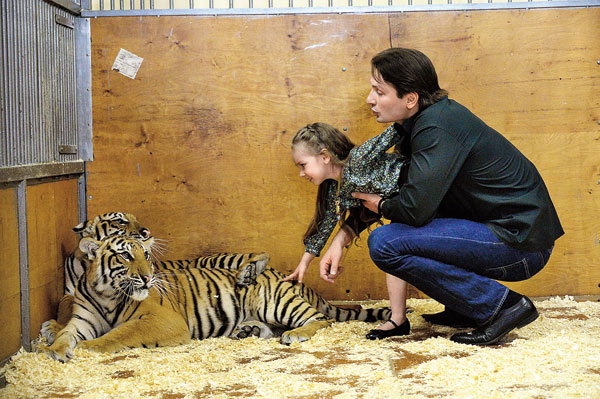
[284,122,410,339]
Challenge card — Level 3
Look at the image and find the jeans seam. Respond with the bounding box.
[483,287,509,326]
[387,235,503,246]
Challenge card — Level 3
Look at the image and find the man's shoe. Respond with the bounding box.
[450,297,538,346]
[366,318,410,340]
[422,309,477,328]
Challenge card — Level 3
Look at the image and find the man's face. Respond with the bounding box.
[366,72,414,124]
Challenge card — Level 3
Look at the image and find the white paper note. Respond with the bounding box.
[112,48,143,79]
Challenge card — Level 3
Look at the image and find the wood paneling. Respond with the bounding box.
[26,180,79,338]
[0,187,21,360]
[389,8,600,297]
[88,9,600,300]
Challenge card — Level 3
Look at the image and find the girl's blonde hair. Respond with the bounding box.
[292,122,355,244]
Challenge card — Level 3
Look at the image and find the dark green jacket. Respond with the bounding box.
[381,97,563,251]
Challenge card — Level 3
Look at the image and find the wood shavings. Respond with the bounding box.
[1,297,599,399]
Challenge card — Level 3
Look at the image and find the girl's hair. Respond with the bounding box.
[292,122,355,244]
[371,48,448,110]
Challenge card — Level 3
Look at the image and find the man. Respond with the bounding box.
[319,48,563,345]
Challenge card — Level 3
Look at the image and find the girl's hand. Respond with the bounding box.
[352,192,382,214]
[282,253,315,283]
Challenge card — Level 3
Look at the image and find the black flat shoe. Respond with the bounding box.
[422,309,477,328]
[450,297,538,346]
[366,319,410,340]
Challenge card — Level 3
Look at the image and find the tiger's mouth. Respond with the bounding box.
[118,279,154,301]
[130,289,149,301]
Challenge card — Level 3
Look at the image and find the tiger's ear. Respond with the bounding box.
[73,219,94,237]
[79,237,102,259]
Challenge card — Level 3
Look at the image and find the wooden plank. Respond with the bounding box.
[26,180,79,338]
[89,13,392,300]
[389,8,600,297]
[0,187,22,360]
[87,9,600,300]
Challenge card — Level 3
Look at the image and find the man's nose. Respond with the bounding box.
[366,91,375,105]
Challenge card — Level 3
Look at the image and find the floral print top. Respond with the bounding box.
[304,124,408,256]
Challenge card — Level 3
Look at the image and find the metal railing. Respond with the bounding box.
[83,0,599,14]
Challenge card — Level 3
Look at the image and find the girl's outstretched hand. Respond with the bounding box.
[282,264,308,283]
[282,252,315,283]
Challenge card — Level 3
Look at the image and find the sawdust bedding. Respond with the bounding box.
[1,296,599,399]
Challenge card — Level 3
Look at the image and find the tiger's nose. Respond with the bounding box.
[140,228,151,238]
[141,274,151,283]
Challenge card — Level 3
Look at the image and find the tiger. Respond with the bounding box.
[41,212,157,342]
[40,235,390,362]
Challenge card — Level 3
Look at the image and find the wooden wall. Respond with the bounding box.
[0,187,21,360]
[0,180,79,360]
[88,8,600,300]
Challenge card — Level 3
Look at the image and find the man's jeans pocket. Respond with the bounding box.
[485,246,553,282]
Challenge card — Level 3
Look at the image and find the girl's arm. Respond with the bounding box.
[303,183,339,257]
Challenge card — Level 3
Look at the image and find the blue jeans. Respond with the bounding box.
[367,218,554,325]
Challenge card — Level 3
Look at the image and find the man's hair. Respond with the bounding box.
[371,48,448,110]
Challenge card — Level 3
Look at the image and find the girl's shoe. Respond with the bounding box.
[366,318,410,340]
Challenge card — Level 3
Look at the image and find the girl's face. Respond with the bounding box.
[292,145,334,186]
[366,72,415,124]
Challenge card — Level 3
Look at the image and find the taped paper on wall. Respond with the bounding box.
[112,48,143,79]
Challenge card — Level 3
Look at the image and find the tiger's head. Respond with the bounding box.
[79,235,155,302]
[73,212,152,242]
[73,212,161,258]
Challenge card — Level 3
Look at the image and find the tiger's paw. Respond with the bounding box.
[232,321,274,339]
[280,320,332,345]
[41,342,74,363]
[40,319,63,345]
[77,339,112,353]
[236,252,270,287]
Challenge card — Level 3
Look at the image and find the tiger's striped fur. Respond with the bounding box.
[42,212,155,342]
[41,235,390,361]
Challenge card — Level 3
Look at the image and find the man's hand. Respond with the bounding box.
[351,192,382,214]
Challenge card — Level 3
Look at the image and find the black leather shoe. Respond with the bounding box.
[450,297,538,346]
[366,319,410,340]
[422,309,477,328]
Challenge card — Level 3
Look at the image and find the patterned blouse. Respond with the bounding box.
[304,124,408,256]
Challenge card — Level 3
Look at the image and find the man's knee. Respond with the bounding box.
[367,225,395,269]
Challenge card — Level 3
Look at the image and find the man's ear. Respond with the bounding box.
[79,237,101,260]
[406,92,419,110]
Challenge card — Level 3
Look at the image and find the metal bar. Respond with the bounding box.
[0,161,85,183]
[0,0,6,167]
[75,18,93,161]
[17,180,31,352]
[190,0,194,8]
[42,0,82,15]
[78,167,88,223]
[81,0,600,16]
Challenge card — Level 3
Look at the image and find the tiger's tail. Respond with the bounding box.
[297,284,391,322]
